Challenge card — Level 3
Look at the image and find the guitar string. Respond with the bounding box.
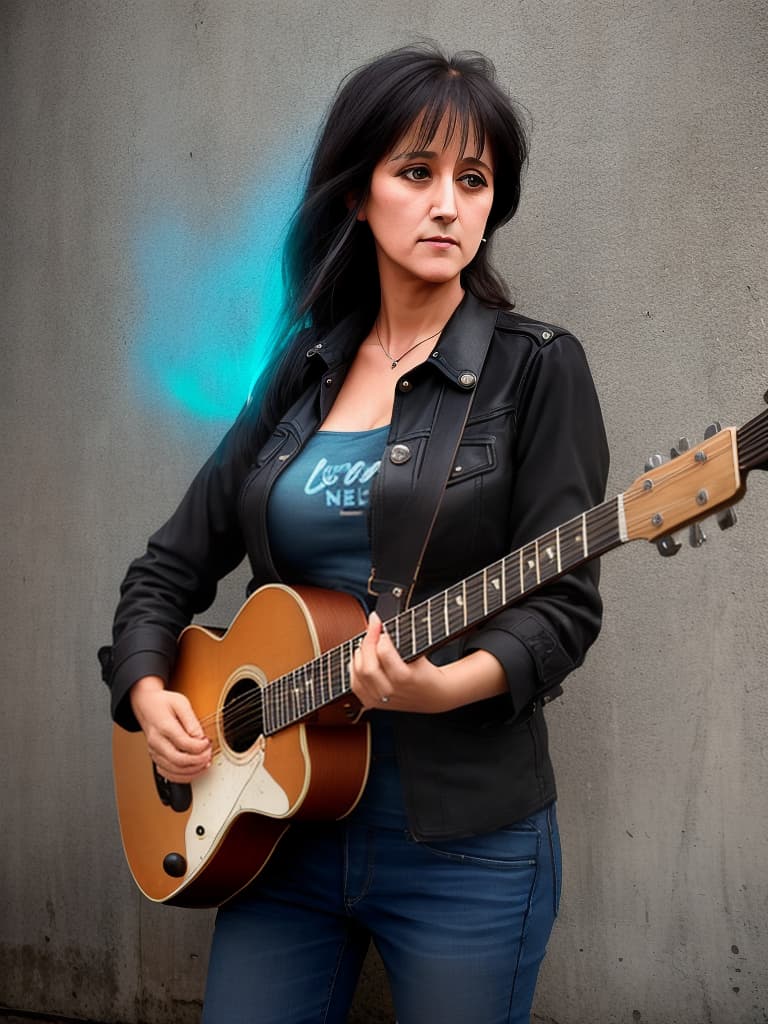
[738,417,768,467]
[201,512,647,745]
[190,415,768,739]
[200,502,621,728]
[199,502,625,737]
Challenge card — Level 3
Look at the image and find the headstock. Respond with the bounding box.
[624,426,743,546]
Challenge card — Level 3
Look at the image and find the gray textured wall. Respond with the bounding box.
[2,2,767,1022]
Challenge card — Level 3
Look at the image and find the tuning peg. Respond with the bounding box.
[717,508,738,530]
[655,534,682,557]
[645,452,666,472]
[689,523,707,547]
[670,437,692,459]
[704,421,722,439]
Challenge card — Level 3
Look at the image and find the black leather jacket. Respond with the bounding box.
[102,293,609,839]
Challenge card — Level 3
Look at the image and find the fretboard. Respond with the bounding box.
[262,495,626,734]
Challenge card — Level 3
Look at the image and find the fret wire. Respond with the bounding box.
[556,527,562,573]
[410,606,416,657]
[581,512,588,556]
[330,647,342,699]
[520,548,528,598]
[444,589,450,638]
[304,663,314,707]
[297,668,305,717]
[275,679,283,730]
[264,685,273,732]
[348,639,357,693]
[482,567,488,617]
[534,539,541,584]
[325,649,334,703]
[267,680,276,732]
[326,648,335,700]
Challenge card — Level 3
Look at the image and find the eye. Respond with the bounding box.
[400,166,431,182]
[458,171,488,190]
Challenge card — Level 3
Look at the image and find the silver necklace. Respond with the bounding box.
[374,321,445,369]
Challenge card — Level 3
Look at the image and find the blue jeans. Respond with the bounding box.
[202,804,561,1024]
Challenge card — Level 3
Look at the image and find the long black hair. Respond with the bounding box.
[247,44,528,447]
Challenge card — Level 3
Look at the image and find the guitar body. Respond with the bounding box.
[112,584,370,907]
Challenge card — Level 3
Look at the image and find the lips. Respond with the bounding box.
[421,236,459,247]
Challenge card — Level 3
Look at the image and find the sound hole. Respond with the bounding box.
[222,677,264,753]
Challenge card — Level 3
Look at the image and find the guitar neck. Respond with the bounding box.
[262,495,627,734]
[263,401,768,735]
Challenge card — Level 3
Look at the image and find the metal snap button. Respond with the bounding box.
[398,379,412,392]
[458,372,476,389]
[390,444,411,465]
[541,330,553,341]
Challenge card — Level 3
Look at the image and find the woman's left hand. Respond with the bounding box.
[349,611,508,714]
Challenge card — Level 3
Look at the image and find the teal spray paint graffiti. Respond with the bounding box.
[133,159,305,422]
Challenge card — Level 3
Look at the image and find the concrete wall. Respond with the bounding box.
[2,2,766,1022]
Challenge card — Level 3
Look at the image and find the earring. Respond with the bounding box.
[480,237,487,244]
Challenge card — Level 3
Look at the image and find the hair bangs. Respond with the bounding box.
[381,73,489,166]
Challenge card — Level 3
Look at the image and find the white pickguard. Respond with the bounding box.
[182,739,294,874]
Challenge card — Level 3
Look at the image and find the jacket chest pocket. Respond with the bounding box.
[446,436,497,486]
[251,427,292,469]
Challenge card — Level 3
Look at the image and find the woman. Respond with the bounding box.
[102,45,609,1023]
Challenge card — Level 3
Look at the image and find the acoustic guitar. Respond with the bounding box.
[112,399,768,907]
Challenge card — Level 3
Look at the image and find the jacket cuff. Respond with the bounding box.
[110,650,172,732]
[463,628,538,715]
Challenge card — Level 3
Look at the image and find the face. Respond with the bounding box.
[358,115,495,291]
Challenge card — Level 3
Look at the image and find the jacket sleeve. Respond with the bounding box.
[100,408,256,731]
[461,332,609,715]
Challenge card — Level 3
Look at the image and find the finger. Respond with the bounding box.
[148,730,211,768]
[349,648,388,709]
[362,610,383,649]
[148,743,211,783]
[151,757,209,783]
[168,692,208,740]
[162,697,211,754]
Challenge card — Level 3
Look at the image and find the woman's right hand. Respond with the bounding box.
[129,675,212,782]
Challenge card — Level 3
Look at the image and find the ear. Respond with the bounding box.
[345,191,366,221]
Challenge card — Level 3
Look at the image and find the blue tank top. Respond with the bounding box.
[266,426,387,607]
[266,426,406,828]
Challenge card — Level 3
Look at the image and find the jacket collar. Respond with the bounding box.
[307,291,499,389]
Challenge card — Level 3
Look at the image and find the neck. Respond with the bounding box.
[376,279,464,358]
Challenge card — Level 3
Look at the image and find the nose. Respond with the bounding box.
[429,175,458,223]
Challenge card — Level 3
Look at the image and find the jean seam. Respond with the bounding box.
[344,825,376,910]
[506,827,540,1022]
[416,844,538,869]
[546,803,561,919]
[318,930,358,1024]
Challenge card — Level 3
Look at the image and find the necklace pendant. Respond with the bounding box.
[391,360,398,369]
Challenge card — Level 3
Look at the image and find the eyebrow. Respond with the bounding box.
[388,149,493,174]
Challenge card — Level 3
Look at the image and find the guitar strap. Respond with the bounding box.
[369,300,499,620]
